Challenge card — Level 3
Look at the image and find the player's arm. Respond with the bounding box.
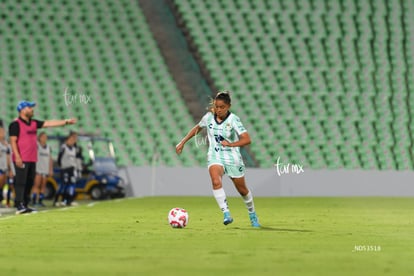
[57,147,65,167]
[42,118,77,128]
[221,132,251,147]
[9,136,23,168]
[176,125,203,155]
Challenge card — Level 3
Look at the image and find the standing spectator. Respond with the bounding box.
[54,131,78,206]
[0,126,13,207]
[31,132,53,207]
[6,160,15,208]
[8,100,76,214]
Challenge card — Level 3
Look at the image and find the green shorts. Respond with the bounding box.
[208,162,245,178]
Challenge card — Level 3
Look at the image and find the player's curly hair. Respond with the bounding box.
[207,91,232,113]
[215,91,231,104]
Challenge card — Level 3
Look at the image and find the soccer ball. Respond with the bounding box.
[168,208,189,228]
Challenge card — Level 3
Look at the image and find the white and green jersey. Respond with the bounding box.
[198,112,247,166]
[37,142,51,175]
[0,142,10,171]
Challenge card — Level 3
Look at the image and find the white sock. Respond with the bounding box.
[242,190,255,214]
[213,188,229,213]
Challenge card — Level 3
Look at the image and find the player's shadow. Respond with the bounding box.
[233,226,313,232]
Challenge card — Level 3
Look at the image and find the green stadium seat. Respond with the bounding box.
[1,0,413,169]
[0,0,212,167]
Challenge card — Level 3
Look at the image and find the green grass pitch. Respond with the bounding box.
[0,197,413,276]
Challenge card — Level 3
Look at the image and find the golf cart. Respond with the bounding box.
[45,134,126,200]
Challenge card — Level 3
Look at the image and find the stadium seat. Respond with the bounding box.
[172,0,414,169]
[1,0,413,169]
[0,0,209,167]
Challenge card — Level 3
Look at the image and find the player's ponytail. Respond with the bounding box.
[207,97,215,113]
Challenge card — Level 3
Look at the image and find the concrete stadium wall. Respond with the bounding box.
[118,167,414,197]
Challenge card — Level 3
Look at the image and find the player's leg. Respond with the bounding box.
[54,169,68,206]
[65,168,76,206]
[59,168,73,206]
[24,163,37,211]
[66,183,75,206]
[6,176,14,207]
[61,169,70,206]
[14,163,30,214]
[32,173,41,205]
[53,184,64,206]
[209,164,233,225]
[38,175,47,206]
[0,171,5,206]
[229,167,260,228]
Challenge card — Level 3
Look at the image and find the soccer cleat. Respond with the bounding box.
[15,203,30,215]
[16,208,30,215]
[223,211,233,225]
[249,212,261,228]
[25,206,38,213]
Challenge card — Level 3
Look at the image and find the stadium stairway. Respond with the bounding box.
[138,0,211,120]
[139,0,258,167]
[0,0,259,167]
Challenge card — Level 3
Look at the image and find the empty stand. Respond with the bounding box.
[0,0,205,167]
[173,0,414,169]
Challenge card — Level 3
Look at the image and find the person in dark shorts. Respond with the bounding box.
[54,132,78,207]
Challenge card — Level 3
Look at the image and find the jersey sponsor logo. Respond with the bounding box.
[214,147,231,152]
[214,134,225,143]
[208,120,226,131]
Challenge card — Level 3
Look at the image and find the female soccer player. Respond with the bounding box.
[32,132,53,207]
[176,91,260,227]
[0,127,13,206]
